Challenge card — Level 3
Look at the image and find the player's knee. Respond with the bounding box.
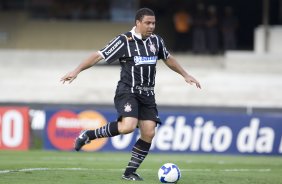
[118,126,135,134]
[141,129,155,142]
[118,120,137,134]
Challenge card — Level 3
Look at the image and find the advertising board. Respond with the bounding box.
[0,107,29,150]
[44,109,282,155]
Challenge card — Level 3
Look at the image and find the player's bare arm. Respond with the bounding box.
[60,51,103,84]
[164,55,201,89]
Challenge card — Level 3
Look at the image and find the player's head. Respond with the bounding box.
[135,8,155,39]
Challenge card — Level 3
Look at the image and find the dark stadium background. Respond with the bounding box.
[0,0,280,50]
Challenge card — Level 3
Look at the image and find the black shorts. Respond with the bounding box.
[114,93,161,124]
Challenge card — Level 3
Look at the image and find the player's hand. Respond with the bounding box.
[185,75,201,89]
[60,71,78,84]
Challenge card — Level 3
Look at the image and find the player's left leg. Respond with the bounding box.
[122,120,156,181]
[121,94,160,180]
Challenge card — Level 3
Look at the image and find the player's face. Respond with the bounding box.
[136,15,155,38]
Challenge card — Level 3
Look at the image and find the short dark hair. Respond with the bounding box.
[135,8,155,22]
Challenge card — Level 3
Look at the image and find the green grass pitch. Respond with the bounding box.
[0,150,281,184]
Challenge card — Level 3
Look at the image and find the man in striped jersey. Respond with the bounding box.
[61,8,201,181]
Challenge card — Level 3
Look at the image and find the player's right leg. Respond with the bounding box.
[74,117,138,151]
[75,93,139,151]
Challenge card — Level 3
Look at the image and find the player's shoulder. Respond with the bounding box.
[150,34,164,42]
[151,34,166,46]
[109,32,131,43]
[120,31,134,42]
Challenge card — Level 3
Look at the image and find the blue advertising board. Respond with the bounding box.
[44,108,282,155]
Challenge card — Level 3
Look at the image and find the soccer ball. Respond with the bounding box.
[158,163,181,183]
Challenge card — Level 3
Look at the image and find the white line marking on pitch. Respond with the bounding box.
[0,168,271,174]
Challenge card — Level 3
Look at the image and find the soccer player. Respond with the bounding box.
[61,8,201,181]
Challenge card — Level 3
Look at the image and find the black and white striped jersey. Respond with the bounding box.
[98,27,170,96]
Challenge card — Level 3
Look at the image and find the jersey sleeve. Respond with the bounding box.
[98,35,126,64]
[157,36,170,60]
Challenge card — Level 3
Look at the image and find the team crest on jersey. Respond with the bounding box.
[124,103,132,112]
[148,42,156,54]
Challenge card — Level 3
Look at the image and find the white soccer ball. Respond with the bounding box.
[158,163,181,183]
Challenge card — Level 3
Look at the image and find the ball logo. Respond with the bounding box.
[47,110,108,151]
